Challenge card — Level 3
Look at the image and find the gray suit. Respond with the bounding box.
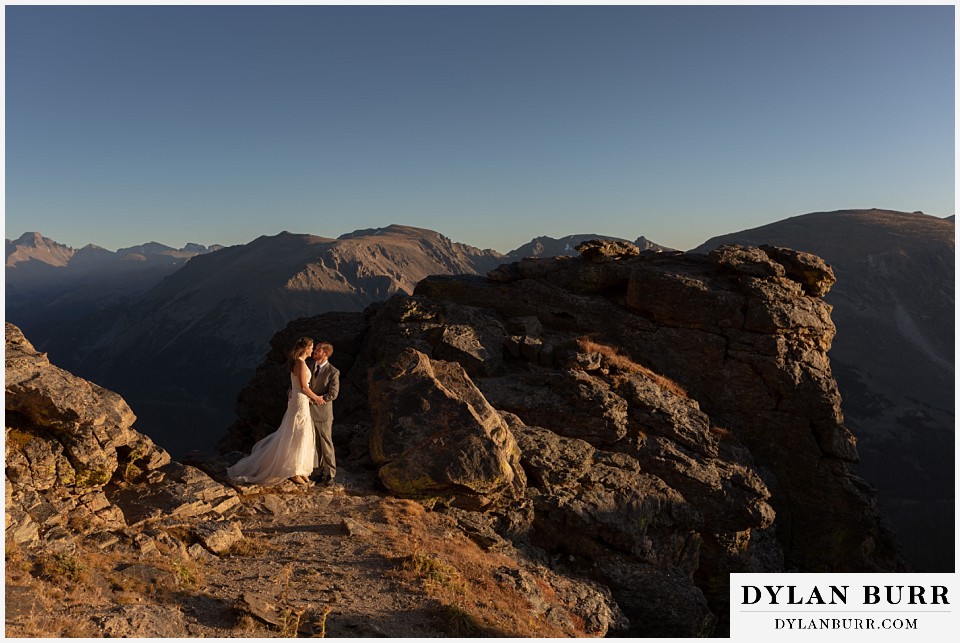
[308,360,340,480]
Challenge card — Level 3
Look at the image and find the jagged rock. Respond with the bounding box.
[99,604,188,637]
[5,503,39,547]
[576,238,641,261]
[410,247,895,573]
[237,591,284,627]
[341,517,373,537]
[759,245,836,296]
[5,322,241,565]
[106,462,240,526]
[695,211,952,572]
[368,349,526,509]
[492,564,629,636]
[6,323,171,519]
[504,414,595,489]
[511,421,702,570]
[708,244,787,278]
[428,305,506,377]
[446,507,514,551]
[600,558,716,638]
[5,324,170,489]
[191,520,244,555]
[480,371,630,446]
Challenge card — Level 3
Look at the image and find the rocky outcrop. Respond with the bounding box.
[414,242,898,572]
[507,233,672,259]
[227,240,902,635]
[5,322,239,555]
[693,209,954,572]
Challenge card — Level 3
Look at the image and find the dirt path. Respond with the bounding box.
[180,467,452,637]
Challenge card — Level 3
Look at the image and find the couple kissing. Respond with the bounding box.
[227,337,339,488]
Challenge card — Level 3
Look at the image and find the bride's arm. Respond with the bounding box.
[296,361,325,404]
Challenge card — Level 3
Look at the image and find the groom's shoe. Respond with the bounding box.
[320,475,335,487]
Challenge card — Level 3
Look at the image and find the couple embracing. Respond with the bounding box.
[228,337,339,488]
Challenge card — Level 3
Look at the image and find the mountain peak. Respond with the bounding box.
[16,231,48,247]
[337,224,442,241]
[117,241,177,256]
[6,232,75,267]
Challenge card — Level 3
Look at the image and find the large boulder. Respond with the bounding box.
[368,349,525,510]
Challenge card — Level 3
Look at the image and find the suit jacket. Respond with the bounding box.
[308,360,340,424]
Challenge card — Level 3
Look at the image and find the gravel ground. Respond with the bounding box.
[6,466,456,638]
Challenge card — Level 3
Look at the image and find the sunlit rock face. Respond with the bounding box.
[5,322,238,554]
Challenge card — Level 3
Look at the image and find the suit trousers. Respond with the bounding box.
[313,419,336,479]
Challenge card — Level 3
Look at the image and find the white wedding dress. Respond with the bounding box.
[227,364,317,486]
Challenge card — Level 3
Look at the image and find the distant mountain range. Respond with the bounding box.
[6,225,512,455]
[693,208,954,572]
[5,231,223,332]
[6,210,954,571]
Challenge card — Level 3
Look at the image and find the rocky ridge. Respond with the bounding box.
[5,322,623,638]
[225,240,903,635]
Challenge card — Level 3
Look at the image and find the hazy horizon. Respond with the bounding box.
[6,206,957,257]
[5,4,955,254]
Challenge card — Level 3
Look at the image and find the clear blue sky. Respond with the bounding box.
[5,4,955,253]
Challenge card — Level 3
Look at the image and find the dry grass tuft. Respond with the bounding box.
[223,536,274,557]
[313,605,332,638]
[374,498,594,637]
[577,338,688,397]
[6,539,30,575]
[441,603,482,637]
[169,558,203,590]
[33,551,88,583]
[278,605,306,637]
[235,613,258,632]
[400,551,467,595]
[6,546,116,637]
[710,425,733,440]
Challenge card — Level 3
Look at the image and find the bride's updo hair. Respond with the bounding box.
[287,337,314,372]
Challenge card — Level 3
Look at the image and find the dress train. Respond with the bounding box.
[227,370,316,486]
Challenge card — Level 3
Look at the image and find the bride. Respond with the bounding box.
[228,337,325,486]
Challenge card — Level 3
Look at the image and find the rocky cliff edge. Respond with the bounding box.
[5,322,626,637]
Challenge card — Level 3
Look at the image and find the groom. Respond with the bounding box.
[309,341,340,486]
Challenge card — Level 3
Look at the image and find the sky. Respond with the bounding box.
[4,3,956,253]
